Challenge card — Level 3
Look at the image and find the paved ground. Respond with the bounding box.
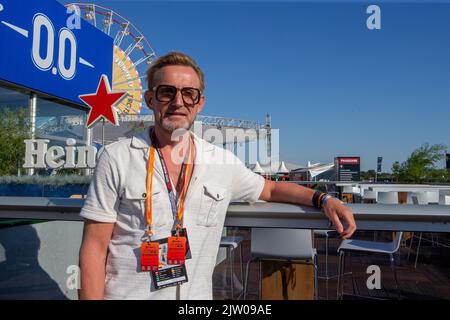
[212,228,450,300]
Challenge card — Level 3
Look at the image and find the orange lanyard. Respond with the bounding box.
[144,144,192,237]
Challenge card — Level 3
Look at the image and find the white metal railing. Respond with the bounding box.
[0,197,449,232]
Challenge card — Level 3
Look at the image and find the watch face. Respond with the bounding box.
[322,195,332,206]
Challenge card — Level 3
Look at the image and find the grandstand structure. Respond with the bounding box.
[92,113,273,147]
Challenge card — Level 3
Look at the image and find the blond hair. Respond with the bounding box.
[146,52,205,92]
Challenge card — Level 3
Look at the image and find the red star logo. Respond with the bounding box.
[79,75,127,128]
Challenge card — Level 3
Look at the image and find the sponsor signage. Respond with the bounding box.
[23,139,97,169]
[335,156,361,182]
[0,0,113,105]
[377,156,382,173]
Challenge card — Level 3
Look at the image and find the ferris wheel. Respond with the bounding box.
[65,3,156,115]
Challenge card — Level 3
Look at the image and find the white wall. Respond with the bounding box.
[0,221,83,300]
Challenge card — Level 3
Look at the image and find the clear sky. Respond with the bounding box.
[60,0,450,171]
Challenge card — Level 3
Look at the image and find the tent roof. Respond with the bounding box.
[252,161,264,173]
[278,161,289,174]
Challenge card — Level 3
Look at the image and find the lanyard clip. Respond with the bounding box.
[141,226,154,242]
[174,224,183,237]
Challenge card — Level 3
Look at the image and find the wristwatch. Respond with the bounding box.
[321,194,333,208]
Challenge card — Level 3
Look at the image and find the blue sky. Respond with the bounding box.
[60,0,450,171]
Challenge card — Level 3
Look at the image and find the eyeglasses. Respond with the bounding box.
[152,85,201,106]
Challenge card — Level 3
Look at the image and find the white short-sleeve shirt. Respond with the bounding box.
[80,129,265,300]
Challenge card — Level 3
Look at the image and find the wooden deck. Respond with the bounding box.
[213,229,450,300]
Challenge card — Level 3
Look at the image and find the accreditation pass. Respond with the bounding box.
[151,264,188,290]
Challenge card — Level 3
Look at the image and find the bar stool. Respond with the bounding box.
[220,235,244,299]
[407,193,442,269]
[337,232,403,300]
[314,229,339,299]
[244,228,318,300]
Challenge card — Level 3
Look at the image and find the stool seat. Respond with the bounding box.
[313,230,338,237]
[338,239,399,254]
[218,235,245,299]
[220,236,244,249]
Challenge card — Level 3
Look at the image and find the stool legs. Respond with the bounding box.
[407,232,415,260]
[228,246,234,299]
[244,257,260,300]
[314,255,319,300]
[258,260,262,300]
[325,235,329,299]
[239,244,244,290]
[337,251,346,300]
[244,258,254,300]
[390,253,401,299]
[414,232,423,269]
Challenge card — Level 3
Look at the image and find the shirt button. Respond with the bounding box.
[142,193,147,198]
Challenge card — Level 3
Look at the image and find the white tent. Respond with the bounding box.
[252,161,264,174]
[277,161,289,174]
[292,161,335,180]
[249,161,302,175]
[307,162,335,179]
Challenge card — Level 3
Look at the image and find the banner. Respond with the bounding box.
[0,0,113,106]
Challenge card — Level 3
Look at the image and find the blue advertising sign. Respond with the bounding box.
[0,0,113,106]
[377,156,382,173]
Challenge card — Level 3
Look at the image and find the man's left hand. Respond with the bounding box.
[322,198,357,239]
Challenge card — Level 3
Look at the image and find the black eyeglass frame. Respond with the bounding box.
[152,85,202,106]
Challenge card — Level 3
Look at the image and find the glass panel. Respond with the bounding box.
[0,85,31,177]
[0,220,83,300]
[35,96,87,144]
[0,84,90,177]
[0,84,29,111]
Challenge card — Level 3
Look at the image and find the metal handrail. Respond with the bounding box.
[0,197,449,232]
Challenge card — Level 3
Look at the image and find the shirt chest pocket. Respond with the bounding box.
[120,188,169,229]
[197,184,227,227]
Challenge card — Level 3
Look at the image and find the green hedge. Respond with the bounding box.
[0,175,91,185]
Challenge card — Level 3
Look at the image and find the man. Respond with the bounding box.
[79,52,356,300]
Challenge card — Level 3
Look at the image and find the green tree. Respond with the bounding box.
[361,170,376,181]
[393,143,448,183]
[0,107,30,176]
[391,161,401,182]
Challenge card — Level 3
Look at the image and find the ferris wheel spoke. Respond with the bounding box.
[117,100,132,111]
[77,3,97,27]
[121,37,144,64]
[114,88,143,92]
[103,10,113,35]
[112,68,138,82]
[118,95,143,106]
[131,97,143,103]
[134,54,156,68]
[90,4,97,28]
[117,100,141,114]
[112,71,126,82]
[112,57,143,78]
[128,98,143,108]
[129,104,142,114]
[112,62,143,81]
[113,75,146,87]
[118,96,142,104]
[113,31,123,47]
[114,22,130,47]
